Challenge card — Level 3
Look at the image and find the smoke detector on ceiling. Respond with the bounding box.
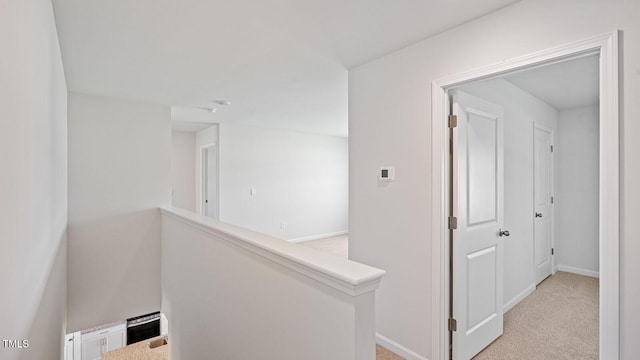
[211,99,231,106]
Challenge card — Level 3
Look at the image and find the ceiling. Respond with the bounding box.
[504,55,599,110]
[53,0,521,136]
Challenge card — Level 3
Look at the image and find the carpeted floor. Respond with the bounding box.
[377,345,405,360]
[473,271,599,360]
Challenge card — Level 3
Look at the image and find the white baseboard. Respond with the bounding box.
[503,283,536,313]
[376,333,430,360]
[288,230,348,243]
[556,264,599,278]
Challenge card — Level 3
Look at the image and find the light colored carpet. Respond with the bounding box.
[377,345,405,360]
[298,234,348,258]
[473,271,599,360]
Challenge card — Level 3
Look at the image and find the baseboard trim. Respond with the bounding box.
[376,333,430,360]
[556,264,599,278]
[503,284,536,313]
[288,230,348,243]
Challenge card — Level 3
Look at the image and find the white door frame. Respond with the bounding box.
[200,143,219,219]
[533,122,555,283]
[431,31,619,360]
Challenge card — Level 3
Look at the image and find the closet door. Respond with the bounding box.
[534,125,554,284]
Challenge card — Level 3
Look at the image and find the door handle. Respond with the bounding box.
[499,229,510,237]
[535,212,543,218]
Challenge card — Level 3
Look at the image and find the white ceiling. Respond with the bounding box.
[504,55,599,110]
[53,0,520,136]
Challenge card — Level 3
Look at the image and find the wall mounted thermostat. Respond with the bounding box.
[379,166,395,182]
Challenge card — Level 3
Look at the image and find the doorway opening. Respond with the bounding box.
[431,32,619,360]
[452,54,600,359]
[201,143,219,219]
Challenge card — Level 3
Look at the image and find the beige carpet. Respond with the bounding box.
[473,271,599,360]
[377,345,405,360]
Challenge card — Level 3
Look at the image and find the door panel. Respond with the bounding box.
[452,91,504,360]
[466,246,497,333]
[467,111,498,226]
[534,127,553,284]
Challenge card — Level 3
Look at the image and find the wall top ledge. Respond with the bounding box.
[161,207,386,296]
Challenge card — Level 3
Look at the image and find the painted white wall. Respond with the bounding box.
[0,0,68,359]
[195,125,219,215]
[161,208,383,360]
[218,124,349,241]
[67,93,171,332]
[171,131,196,212]
[556,106,599,276]
[460,79,558,310]
[349,0,640,358]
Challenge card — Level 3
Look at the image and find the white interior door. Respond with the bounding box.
[452,91,504,360]
[202,145,218,219]
[534,126,554,284]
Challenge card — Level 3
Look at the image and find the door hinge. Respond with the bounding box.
[551,248,555,255]
[448,318,457,332]
[550,145,554,152]
[448,216,458,230]
[448,115,458,128]
[551,196,554,204]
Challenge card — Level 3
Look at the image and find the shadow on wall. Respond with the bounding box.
[0,230,67,360]
[67,209,161,332]
[18,233,67,360]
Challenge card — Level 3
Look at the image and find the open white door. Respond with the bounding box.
[202,144,218,219]
[534,126,554,284]
[452,91,504,360]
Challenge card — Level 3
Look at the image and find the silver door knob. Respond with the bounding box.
[499,229,510,237]
[535,212,543,218]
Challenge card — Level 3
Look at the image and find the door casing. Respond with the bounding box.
[431,31,619,360]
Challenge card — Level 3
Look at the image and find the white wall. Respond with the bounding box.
[460,79,558,310]
[219,124,349,241]
[349,0,640,358]
[67,93,171,332]
[0,0,68,358]
[556,106,599,276]
[171,131,196,211]
[161,208,382,360]
[195,125,219,215]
